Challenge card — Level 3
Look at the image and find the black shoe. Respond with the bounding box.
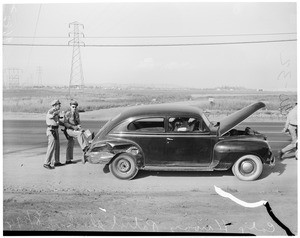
[54,162,63,167]
[43,164,55,170]
[66,160,76,164]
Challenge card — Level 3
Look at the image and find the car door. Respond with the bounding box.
[165,117,214,166]
[123,117,167,165]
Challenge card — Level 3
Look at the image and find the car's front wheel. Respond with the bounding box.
[109,153,138,180]
[232,155,263,181]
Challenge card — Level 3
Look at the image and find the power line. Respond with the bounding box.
[2,32,297,39]
[2,39,297,47]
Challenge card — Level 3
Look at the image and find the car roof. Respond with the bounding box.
[94,104,206,138]
[118,104,203,120]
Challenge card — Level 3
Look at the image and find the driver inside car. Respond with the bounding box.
[174,118,191,132]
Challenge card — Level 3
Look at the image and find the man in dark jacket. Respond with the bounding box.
[64,100,90,164]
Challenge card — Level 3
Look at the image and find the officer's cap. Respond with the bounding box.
[70,99,78,106]
[51,99,61,106]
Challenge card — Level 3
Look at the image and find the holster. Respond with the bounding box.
[51,129,58,140]
[61,127,71,140]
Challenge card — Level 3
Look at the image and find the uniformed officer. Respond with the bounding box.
[64,100,90,164]
[279,103,298,159]
[44,99,63,169]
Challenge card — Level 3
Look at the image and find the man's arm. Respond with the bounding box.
[75,112,82,130]
[283,113,291,132]
[63,112,76,129]
[76,111,80,125]
[47,108,60,119]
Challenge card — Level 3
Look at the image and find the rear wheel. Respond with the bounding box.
[232,155,263,181]
[109,153,138,180]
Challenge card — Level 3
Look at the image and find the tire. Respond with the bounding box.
[109,153,138,180]
[232,155,263,181]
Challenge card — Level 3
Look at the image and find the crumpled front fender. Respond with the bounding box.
[85,151,115,164]
[85,140,143,165]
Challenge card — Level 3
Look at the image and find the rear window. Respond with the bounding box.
[127,118,165,133]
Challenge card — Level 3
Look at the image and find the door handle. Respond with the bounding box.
[167,138,173,141]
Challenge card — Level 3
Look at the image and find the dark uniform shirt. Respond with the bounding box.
[64,110,80,128]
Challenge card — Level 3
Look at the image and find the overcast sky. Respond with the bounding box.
[2,2,297,90]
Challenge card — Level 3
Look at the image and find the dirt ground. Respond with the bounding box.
[2,107,297,236]
[3,144,297,236]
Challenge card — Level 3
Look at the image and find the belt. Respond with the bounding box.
[290,124,297,127]
[47,125,59,129]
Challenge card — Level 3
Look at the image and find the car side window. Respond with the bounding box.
[127,118,165,133]
[168,117,209,133]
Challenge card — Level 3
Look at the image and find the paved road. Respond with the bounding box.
[3,120,290,155]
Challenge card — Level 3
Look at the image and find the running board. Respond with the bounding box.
[141,166,214,172]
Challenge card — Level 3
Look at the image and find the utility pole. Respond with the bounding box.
[68,21,85,98]
[6,68,22,88]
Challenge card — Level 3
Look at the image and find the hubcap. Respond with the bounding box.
[240,160,255,175]
[117,159,131,173]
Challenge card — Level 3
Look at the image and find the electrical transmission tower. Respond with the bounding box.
[6,68,22,88]
[68,21,85,98]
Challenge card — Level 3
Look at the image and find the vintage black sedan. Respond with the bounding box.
[85,102,275,181]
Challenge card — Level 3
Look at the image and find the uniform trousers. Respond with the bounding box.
[282,124,297,154]
[66,129,89,161]
[44,128,60,165]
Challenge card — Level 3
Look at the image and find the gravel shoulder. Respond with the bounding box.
[3,143,297,235]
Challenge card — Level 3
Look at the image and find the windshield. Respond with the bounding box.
[201,111,212,128]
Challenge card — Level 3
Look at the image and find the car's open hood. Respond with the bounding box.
[218,102,266,136]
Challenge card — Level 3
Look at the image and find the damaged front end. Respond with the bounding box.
[84,142,115,164]
[84,141,142,165]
